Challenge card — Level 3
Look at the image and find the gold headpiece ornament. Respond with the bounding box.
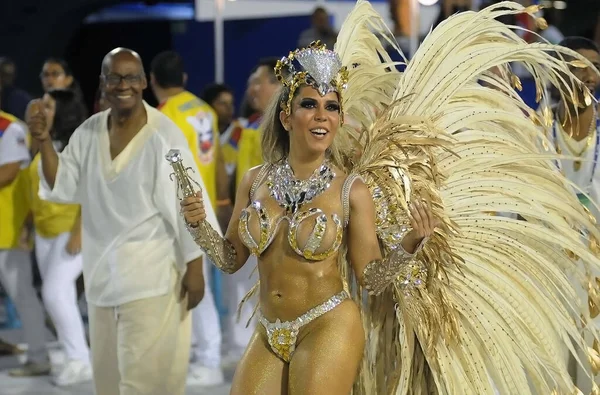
[274,41,349,121]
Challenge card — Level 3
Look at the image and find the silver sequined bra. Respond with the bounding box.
[238,167,361,261]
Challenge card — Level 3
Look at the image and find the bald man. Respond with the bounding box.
[29,48,220,395]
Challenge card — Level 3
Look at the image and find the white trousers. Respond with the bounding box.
[190,258,222,368]
[223,255,258,356]
[89,268,190,395]
[35,232,89,363]
[0,249,47,362]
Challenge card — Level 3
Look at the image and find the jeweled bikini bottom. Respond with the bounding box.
[258,290,348,362]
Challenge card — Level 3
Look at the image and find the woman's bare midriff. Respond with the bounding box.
[257,229,345,322]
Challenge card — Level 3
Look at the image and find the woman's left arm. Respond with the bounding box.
[347,179,437,296]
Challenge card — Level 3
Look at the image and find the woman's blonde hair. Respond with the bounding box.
[260,85,350,169]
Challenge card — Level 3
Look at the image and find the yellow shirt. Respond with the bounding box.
[235,122,263,189]
[159,91,219,206]
[29,154,79,238]
[0,112,31,249]
[219,119,246,178]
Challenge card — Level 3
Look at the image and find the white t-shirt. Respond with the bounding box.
[39,102,220,307]
[0,121,29,168]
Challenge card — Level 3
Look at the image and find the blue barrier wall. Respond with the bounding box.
[171,14,591,133]
[173,16,312,107]
[171,15,545,111]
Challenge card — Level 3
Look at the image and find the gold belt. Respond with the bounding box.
[258,290,348,362]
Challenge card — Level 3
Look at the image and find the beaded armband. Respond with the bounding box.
[164,148,239,274]
[186,221,238,274]
[362,240,427,296]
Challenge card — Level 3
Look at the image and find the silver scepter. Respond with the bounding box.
[165,148,209,240]
[166,150,237,271]
[165,149,201,199]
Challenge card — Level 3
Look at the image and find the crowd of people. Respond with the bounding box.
[0,1,600,394]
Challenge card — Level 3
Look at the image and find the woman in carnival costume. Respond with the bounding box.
[180,1,600,393]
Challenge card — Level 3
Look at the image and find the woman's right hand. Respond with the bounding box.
[181,190,206,225]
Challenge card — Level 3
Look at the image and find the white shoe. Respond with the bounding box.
[52,359,93,386]
[186,364,225,387]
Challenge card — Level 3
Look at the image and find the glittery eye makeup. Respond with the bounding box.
[299,98,317,108]
[298,98,340,112]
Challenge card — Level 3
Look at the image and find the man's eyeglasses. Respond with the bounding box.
[102,74,144,87]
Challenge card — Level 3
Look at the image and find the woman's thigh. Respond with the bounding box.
[288,300,365,395]
[231,327,288,395]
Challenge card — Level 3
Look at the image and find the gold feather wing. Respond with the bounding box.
[335,1,600,394]
[333,0,404,157]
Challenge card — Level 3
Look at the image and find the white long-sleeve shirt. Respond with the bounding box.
[39,102,221,307]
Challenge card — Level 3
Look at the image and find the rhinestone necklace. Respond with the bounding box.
[267,159,335,214]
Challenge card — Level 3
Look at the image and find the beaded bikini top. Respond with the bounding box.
[238,162,359,261]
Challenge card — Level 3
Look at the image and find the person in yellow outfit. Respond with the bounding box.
[201,84,241,180]
[151,52,229,212]
[234,58,281,189]
[201,83,255,365]
[0,98,49,376]
[29,58,89,336]
[27,90,92,386]
[150,50,226,387]
[217,58,281,366]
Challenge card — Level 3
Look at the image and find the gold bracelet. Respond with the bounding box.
[216,198,231,207]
